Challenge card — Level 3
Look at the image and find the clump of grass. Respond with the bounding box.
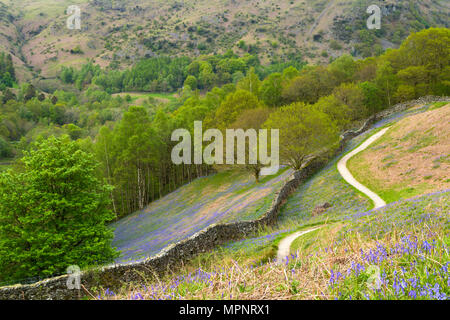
[383,160,399,169]
[430,102,449,110]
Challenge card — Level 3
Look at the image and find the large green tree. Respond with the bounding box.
[264,102,339,170]
[0,136,117,283]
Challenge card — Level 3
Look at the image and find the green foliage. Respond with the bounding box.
[0,136,13,158]
[282,66,334,104]
[0,52,15,90]
[0,136,117,283]
[64,123,84,140]
[184,75,198,90]
[1,88,16,103]
[328,54,358,85]
[259,73,283,107]
[61,52,264,94]
[70,45,84,54]
[212,89,262,129]
[264,102,339,169]
[1,27,448,223]
[386,28,450,98]
[313,95,352,130]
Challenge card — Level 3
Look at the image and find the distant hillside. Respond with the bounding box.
[0,0,448,79]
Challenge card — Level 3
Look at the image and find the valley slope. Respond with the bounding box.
[0,0,448,80]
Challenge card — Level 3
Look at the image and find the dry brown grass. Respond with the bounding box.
[88,225,412,300]
[348,104,450,201]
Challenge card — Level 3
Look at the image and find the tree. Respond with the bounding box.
[396,66,429,98]
[394,85,415,102]
[64,123,84,140]
[375,61,398,108]
[213,90,262,129]
[0,136,117,283]
[229,107,271,182]
[313,95,352,130]
[0,53,15,88]
[259,73,283,107]
[0,137,13,158]
[264,102,339,170]
[237,67,261,97]
[332,83,367,120]
[2,88,16,103]
[37,93,46,102]
[328,54,357,85]
[104,106,160,216]
[282,66,334,104]
[384,28,450,97]
[23,84,37,102]
[360,81,383,115]
[184,75,198,89]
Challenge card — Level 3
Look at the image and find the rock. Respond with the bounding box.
[312,202,332,216]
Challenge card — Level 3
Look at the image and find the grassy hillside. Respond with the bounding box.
[93,101,449,300]
[1,0,448,78]
[348,102,450,203]
[110,167,292,264]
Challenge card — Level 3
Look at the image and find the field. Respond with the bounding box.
[96,190,449,300]
[111,92,178,105]
[110,167,293,264]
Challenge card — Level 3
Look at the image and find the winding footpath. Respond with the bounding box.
[276,227,320,263]
[276,128,390,262]
[337,128,390,209]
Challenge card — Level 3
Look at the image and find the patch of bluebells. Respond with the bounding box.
[110,169,293,264]
[340,190,449,240]
[329,236,449,300]
[97,266,247,300]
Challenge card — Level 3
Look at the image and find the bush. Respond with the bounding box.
[70,45,84,54]
[0,137,13,158]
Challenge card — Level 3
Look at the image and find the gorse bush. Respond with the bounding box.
[0,136,118,284]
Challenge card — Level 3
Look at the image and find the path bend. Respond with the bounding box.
[337,128,390,209]
[276,227,320,263]
[276,128,390,262]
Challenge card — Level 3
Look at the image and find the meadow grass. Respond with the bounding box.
[92,190,449,300]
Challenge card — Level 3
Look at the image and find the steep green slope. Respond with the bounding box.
[110,167,293,264]
[211,100,450,265]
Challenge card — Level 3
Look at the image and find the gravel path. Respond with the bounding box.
[337,128,390,209]
[276,128,390,262]
[276,227,320,263]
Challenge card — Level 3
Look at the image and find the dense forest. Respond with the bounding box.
[58,51,305,93]
[0,28,448,283]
